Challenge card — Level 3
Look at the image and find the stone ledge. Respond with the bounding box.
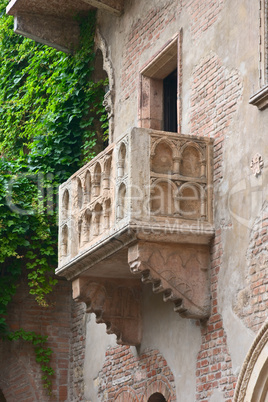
[249,85,268,110]
[7,0,124,52]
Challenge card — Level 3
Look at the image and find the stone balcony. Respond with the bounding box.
[56,127,214,345]
[7,0,124,52]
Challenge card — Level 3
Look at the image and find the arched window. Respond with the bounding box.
[148,392,167,402]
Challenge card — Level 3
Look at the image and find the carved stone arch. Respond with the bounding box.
[76,176,83,209]
[151,137,177,157]
[117,141,127,178]
[95,28,115,91]
[95,28,115,141]
[61,224,69,257]
[104,198,112,229]
[180,140,203,155]
[62,188,70,219]
[151,138,175,174]
[114,386,139,401]
[103,155,112,189]
[175,182,206,219]
[150,179,177,216]
[78,216,82,247]
[117,182,127,220]
[81,208,92,245]
[93,162,102,197]
[180,142,203,178]
[93,202,103,236]
[234,319,268,402]
[84,170,91,204]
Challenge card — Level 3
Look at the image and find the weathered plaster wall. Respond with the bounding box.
[83,286,201,401]
[80,0,268,400]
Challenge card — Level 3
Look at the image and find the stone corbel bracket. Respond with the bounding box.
[72,277,142,345]
[128,241,211,319]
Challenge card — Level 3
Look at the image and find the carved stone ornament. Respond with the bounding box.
[57,128,214,345]
[128,241,211,319]
[72,277,142,346]
[234,319,268,401]
[103,90,115,120]
[250,153,264,177]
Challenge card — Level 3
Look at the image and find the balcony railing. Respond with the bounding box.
[56,127,214,345]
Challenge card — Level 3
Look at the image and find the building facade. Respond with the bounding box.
[3,0,268,401]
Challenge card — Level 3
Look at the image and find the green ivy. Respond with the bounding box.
[0,0,108,393]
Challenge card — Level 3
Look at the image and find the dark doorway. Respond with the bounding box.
[163,69,178,133]
[148,392,167,402]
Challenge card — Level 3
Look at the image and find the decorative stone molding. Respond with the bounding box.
[250,153,264,177]
[72,277,142,345]
[95,28,115,141]
[249,1,268,110]
[128,242,210,319]
[249,85,268,110]
[57,127,214,344]
[234,319,268,402]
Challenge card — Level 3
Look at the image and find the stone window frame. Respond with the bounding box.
[249,0,268,109]
[138,30,183,133]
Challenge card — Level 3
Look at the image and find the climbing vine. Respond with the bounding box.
[0,0,108,393]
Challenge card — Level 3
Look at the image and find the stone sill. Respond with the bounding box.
[249,85,268,110]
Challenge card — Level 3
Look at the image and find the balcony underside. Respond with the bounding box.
[7,0,124,52]
[58,222,213,345]
[57,127,214,346]
[56,223,214,280]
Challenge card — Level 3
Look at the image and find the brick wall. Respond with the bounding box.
[69,302,87,401]
[182,0,224,39]
[0,276,72,401]
[189,51,243,401]
[235,202,268,333]
[196,229,237,401]
[98,346,176,401]
[121,1,180,101]
[190,51,243,185]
